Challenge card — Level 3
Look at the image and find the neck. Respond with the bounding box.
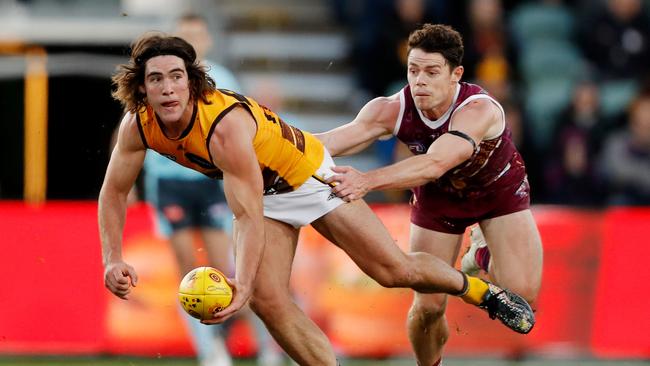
[160,102,194,139]
[421,83,457,120]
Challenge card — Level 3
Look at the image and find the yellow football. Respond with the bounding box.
[178,266,233,321]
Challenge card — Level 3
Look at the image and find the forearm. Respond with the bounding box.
[98,189,128,266]
[233,215,265,294]
[314,126,381,157]
[366,154,444,191]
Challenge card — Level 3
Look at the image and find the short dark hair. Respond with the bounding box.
[112,31,216,112]
[407,24,464,69]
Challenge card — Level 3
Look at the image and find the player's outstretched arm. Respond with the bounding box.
[327,98,500,201]
[314,96,398,157]
[202,106,265,324]
[99,112,146,299]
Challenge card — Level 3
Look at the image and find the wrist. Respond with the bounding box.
[102,254,123,268]
[364,170,381,191]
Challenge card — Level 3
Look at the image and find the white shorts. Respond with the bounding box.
[263,149,345,228]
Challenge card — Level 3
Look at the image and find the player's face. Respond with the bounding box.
[141,55,192,125]
[407,48,463,113]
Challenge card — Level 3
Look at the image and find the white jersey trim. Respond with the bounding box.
[449,94,506,140]
[393,89,406,135]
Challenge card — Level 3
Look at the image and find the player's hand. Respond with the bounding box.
[201,277,251,325]
[325,165,369,202]
[103,261,138,300]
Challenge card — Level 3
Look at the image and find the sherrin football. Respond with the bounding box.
[178,266,233,320]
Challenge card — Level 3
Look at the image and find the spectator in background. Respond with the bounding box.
[545,80,609,206]
[598,90,650,205]
[577,0,650,80]
[463,0,513,85]
[142,14,283,366]
[341,0,463,101]
[501,99,546,202]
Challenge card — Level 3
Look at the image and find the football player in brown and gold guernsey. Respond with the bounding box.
[99,31,535,366]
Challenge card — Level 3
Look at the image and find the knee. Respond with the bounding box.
[249,294,275,320]
[248,290,291,320]
[504,280,540,305]
[409,295,448,324]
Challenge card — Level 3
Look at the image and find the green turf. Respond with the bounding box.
[0,356,647,366]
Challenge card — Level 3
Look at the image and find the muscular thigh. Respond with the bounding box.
[410,224,463,266]
[480,209,543,295]
[311,200,408,278]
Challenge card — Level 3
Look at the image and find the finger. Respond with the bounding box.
[223,277,236,288]
[201,318,225,325]
[325,175,337,184]
[325,173,345,184]
[115,288,130,299]
[334,187,351,198]
[113,271,129,284]
[126,267,138,287]
[331,185,343,195]
[201,308,233,325]
[115,282,130,291]
[330,166,349,173]
[211,307,236,323]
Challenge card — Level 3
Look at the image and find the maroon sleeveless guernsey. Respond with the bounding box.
[394,82,526,199]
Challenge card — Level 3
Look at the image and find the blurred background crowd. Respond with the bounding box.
[333,0,650,207]
[1,0,649,207]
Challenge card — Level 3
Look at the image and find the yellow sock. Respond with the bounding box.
[460,275,489,305]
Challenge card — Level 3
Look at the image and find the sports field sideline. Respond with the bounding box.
[0,357,646,366]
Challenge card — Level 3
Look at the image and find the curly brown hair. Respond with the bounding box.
[111,31,216,113]
[408,24,464,69]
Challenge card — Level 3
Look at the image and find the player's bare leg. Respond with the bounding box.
[406,225,463,366]
[313,200,535,335]
[169,228,202,275]
[202,228,234,273]
[480,210,543,303]
[244,218,337,366]
[311,200,465,295]
[172,228,233,366]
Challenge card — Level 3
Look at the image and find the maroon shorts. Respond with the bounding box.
[410,175,531,234]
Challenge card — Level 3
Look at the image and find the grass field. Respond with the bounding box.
[0,357,647,366]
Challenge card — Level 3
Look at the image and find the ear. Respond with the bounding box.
[138,85,145,94]
[451,65,464,83]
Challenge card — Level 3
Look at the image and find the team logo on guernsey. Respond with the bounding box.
[407,143,427,154]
